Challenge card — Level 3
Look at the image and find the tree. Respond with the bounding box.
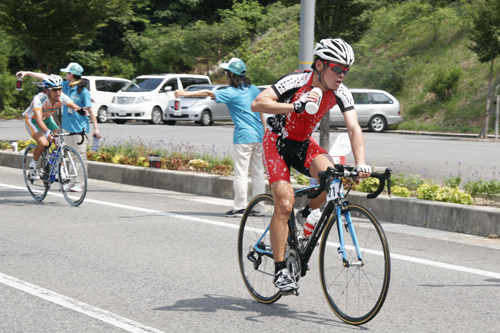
[0,0,131,72]
[466,0,500,137]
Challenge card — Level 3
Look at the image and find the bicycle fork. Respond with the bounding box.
[336,204,364,267]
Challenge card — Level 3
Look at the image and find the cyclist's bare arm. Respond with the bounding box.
[252,86,319,115]
[343,110,369,178]
[251,87,292,114]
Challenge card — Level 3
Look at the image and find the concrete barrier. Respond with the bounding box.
[2,150,499,236]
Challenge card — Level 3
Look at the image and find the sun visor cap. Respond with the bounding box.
[220,58,246,76]
[60,62,84,76]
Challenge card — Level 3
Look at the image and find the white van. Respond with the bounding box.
[81,76,131,123]
[107,74,211,124]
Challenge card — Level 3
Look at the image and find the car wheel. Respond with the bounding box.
[97,106,108,123]
[112,119,127,124]
[368,115,387,132]
[200,110,212,126]
[163,120,176,125]
[149,107,162,124]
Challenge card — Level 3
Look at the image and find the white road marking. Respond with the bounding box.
[0,272,164,333]
[1,182,500,331]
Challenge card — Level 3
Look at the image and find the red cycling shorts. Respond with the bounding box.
[263,130,328,186]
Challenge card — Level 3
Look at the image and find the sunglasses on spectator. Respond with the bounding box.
[325,62,349,75]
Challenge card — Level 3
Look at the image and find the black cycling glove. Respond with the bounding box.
[293,93,308,114]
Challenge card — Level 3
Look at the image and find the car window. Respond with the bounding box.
[107,80,128,93]
[80,79,91,91]
[180,77,209,89]
[95,80,107,92]
[161,78,178,92]
[352,93,370,104]
[370,93,393,104]
[122,78,163,92]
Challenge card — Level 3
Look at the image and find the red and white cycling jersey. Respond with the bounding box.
[23,92,74,120]
[267,70,355,141]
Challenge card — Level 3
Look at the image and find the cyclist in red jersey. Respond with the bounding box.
[251,38,372,292]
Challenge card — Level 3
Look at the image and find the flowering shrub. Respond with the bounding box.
[392,185,411,197]
[417,184,473,205]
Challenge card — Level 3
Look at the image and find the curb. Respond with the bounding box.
[1,150,499,237]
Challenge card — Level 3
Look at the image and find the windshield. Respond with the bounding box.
[122,78,163,92]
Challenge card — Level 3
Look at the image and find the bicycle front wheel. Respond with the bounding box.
[59,146,87,206]
[22,144,50,201]
[238,194,282,304]
[319,204,390,325]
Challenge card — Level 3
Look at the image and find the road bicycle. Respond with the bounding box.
[238,165,392,325]
[22,130,88,206]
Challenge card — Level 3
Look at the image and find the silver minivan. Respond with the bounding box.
[330,88,401,132]
[107,74,211,124]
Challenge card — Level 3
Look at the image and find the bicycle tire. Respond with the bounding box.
[238,194,282,304]
[22,144,50,201]
[319,204,390,325]
[59,146,87,206]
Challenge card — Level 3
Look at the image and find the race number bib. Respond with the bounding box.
[327,179,343,202]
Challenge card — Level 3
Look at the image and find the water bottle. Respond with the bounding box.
[16,74,23,91]
[92,136,99,151]
[305,87,323,114]
[301,208,322,239]
[49,151,57,165]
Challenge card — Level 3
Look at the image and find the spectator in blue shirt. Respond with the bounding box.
[175,58,266,217]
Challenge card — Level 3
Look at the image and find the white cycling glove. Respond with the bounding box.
[354,165,372,174]
[44,130,53,139]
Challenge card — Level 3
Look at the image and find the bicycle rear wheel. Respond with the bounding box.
[59,146,87,206]
[238,194,282,304]
[319,204,390,325]
[22,144,50,201]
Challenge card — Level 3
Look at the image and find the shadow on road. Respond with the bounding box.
[153,293,364,329]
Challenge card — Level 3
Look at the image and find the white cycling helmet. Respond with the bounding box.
[313,38,355,66]
[43,74,63,89]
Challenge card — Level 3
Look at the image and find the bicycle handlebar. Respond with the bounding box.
[53,129,88,145]
[306,165,392,200]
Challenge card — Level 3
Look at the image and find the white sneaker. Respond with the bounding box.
[273,268,299,292]
[62,184,72,192]
[70,184,84,192]
[29,168,40,180]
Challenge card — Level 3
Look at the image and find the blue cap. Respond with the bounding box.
[60,62,84,76]
[220,58,246,76]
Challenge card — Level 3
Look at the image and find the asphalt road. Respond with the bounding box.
[2,119,499,183]
[1,165,500,332]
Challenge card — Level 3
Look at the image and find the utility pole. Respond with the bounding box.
[299,0,330,150]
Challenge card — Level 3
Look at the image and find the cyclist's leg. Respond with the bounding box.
[269,180,294,263]
[307,152,335,209]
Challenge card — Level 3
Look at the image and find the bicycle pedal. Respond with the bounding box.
[281,289,300,296]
